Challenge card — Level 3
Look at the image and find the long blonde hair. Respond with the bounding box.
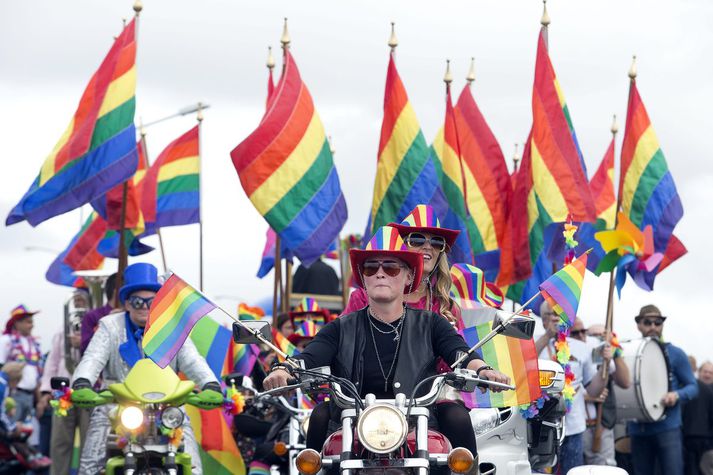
[425,252,459,323]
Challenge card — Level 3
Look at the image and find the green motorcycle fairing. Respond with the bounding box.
[108,359,196,405]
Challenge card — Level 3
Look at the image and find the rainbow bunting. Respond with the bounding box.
[367,53,446,240]
[141,126,201,236]
[455,82,512,275]
[429,83,477,265]
[189,316,232,380]
[538,254,588,326]
[185,405,245,475]
[143,275,217,368]
[459,322,540,408]
[231,49,347,266]
[619,77,685,286]
[7,19,139,227]
[590,137,617,230]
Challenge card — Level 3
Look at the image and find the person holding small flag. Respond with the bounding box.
[71,263,221,475]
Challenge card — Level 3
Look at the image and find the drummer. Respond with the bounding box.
[628,304,698,475]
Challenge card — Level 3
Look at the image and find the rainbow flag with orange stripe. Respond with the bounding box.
[539,254,588,326]
[7,19,139,227]
[143,274,216,368]
[185,406,245,475]
[459,322,540,408]
[231,49,347,265]
[429,83,476,265]
[619,79,685,285]
[272,328,299,361]
[455,82,512,277]
[590,137,616,230]
[367,52,447,239]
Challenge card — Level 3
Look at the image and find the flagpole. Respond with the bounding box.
[540,0,550,48]
[196,103,205,291]
[138,121,168,273]
[273,234,282,318]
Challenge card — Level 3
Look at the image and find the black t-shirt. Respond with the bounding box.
[362,315,403,398]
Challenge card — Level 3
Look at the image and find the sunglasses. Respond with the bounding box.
[128,295,155,310]
[293,314,326,325]
[570,329,587,337]
[405,233,447,252]
[362,260,405,277]
[639,318,664,327]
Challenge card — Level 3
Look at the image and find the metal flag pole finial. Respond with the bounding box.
[281,18,291,48]
[541,0,551,27]
[628,55,638,80]
[388,22,398,50]
[133,0,143,14]
[610,114,619,135]
[466,57,476,84]
[267,46,276,70]
[443,59,453,85]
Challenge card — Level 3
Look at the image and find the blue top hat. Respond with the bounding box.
[119,263,162,303]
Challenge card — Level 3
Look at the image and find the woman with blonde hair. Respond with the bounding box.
[343,205,462,325]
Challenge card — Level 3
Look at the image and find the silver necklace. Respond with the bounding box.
[368,314,403,393]
[368,306,405,341]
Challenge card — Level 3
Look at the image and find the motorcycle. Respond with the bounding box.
[51,359,222,475]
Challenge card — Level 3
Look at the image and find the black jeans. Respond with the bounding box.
[306,400,477,455]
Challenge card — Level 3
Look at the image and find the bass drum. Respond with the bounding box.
[612,337,669,422]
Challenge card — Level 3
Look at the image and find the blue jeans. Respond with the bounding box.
[631,428,683,475]
[559,432,584,474]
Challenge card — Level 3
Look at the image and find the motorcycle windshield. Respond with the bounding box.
[109,359,196,404]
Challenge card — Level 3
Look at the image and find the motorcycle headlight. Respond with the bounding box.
[356,404,407,454]
[120,406,144,431]
[161,406,185,430]
[470,408,500,435]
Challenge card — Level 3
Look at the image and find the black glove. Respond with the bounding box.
[72,378,91,390]
[202,381,221,393]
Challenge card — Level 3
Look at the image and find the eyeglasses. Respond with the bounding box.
[362,260,405,277]
[405,233,447,252]
[293,314,326,325]
[640,318,664,327]
[128,295,155,310]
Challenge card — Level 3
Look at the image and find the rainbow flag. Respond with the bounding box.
[224,342,259,377]
[272,328,299,361]
[256,227,293,278]
[141,126,201,236]
[590,137,617,230]
[455,82,512,276]
[143,275,217,368]
[231,49,347,266]
[190,316,232,380]
[238,303,264,321]
[619,78,685,284]
[367,53,446,239]
[185,406,245,475]
[7,19,139,227]
[46,212,107,287]
[459,322,540,408]
[539,254,588,326]
[429,84,476,265]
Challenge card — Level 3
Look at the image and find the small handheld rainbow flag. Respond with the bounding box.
[538,253,588,326]
[143,274,217,368]
[272,328,299,361]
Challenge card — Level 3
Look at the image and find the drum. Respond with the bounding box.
[612,337,669,422]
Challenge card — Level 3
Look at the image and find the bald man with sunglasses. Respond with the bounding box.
[628,304,698,475]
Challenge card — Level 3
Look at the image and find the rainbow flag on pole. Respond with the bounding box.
[190,316,232,380]
[7,19,139,226]
[619,77,685,285]
[231,49,347,266]
[143,274,217,368]
[590,137,617,230]
[185,406,245,475]
[539,253,588,326]
[367,52,445,238]
[459,322,540,408]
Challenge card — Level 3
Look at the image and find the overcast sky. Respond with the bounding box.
[1,0,711,358]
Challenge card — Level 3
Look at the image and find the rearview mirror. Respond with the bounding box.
[232,320,272,345]
[492,312,536,340]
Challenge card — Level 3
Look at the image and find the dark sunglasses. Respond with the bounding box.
[293,314,326,325]
[128,295,155,310]
[405,232,447,252]
[570,329,587,336]
[362,260,405,277]
[640,318,664,327]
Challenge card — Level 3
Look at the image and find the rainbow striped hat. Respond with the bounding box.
[389,204,460,249]
[349,226,423,294]
[449,263,504,309]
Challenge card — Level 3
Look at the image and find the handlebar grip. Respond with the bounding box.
[286,378,299,385]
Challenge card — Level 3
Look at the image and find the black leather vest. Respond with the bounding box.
[335,307,438,397]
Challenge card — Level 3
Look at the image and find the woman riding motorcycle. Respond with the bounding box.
[264,225,511,456]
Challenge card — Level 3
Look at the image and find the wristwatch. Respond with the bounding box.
[476,365,494,377]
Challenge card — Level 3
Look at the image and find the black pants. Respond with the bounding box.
[306,400,477,455]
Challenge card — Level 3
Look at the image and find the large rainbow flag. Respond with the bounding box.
[46,212,106,287]
[366,52,446,239]
[185,406,245,475]
[539,253,588,326]
[190,316,232,380]
[429,83,476,265]
[459,323,540,408]
[141,126,201,236]
[590,137,617,230]
[619,78,685,286]
[143,274,217,368]
[7,19,139,227]
[231,49,347,266]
